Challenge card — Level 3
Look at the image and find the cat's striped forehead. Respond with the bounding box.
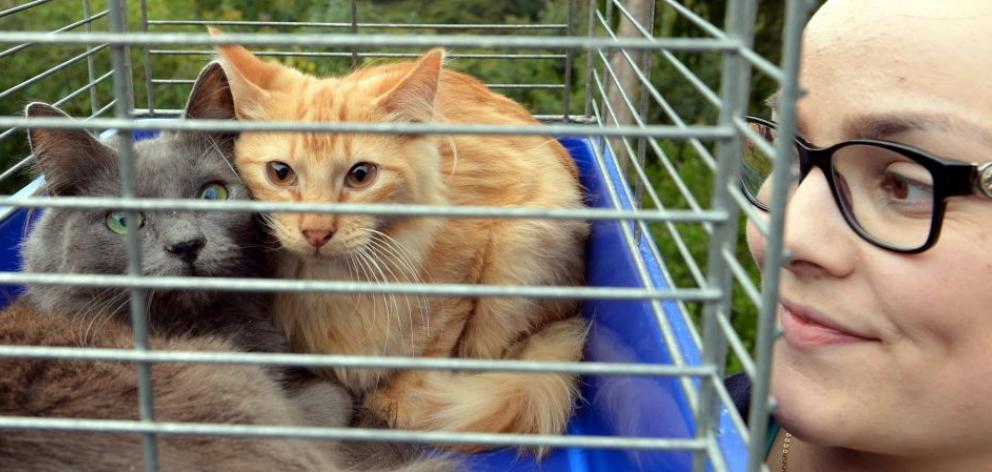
[258,76,388,159]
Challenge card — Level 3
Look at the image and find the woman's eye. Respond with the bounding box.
[105,210,145,235]
[346,162,378,188]
[197,182,229,200]
[266,161,297,187]
[879,170,933,204]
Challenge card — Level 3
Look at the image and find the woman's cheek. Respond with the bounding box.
[745,221,767,270]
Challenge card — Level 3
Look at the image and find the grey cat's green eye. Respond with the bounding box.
[197,182,229,200]
[105,210,145,235]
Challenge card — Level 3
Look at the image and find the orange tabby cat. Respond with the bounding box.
[213,33,589,449]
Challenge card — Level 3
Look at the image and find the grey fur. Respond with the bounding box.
[3,63,458,472]
[21,72,280,353]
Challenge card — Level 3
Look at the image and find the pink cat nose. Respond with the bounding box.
[302,229,334,248]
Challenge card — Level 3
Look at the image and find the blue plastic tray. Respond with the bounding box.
[0,133,746,471]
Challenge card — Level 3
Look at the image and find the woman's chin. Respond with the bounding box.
[772,371,857,449]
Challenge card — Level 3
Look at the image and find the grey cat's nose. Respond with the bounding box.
[166,237,206,262]
[302,229,334,248]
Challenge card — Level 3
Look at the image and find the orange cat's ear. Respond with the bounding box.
[377,48,445,123]
[208,26,282,119]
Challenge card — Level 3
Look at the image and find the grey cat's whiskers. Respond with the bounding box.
[96,294,134,343]
[77,290,124,341]
[82,291,130,347]
[205,134,243,184]
[75,290,119,346]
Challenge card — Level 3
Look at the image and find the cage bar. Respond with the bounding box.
[148,19,568,30]
[0,31,740,52]
[0,8,108,60]
[0,416,711,451]
[106,1,158,471]
[745,0,815,470]
[0,0,54,19]
[0,344,716,376]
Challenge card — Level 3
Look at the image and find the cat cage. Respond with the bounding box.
[0,0,810,471]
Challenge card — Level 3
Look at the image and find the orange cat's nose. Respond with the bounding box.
[302,229,334,248]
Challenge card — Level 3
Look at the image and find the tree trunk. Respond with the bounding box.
[606,0,650,172]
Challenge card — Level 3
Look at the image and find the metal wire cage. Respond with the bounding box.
[0,1,813,471]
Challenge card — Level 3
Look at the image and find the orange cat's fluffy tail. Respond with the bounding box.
[365,316,587,455]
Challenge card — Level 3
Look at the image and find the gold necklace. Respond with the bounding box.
[781,432,793,472]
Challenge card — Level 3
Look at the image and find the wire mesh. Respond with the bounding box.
[0,1,811,471]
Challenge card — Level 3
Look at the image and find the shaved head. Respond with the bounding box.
[787,0,992,160]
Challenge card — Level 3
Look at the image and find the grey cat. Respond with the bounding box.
[1,63,456,472]
[21,65,279,355]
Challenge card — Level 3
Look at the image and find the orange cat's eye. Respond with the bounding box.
[346,162,378,188]
[266,161,297,187]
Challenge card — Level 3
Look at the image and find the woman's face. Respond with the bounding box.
[747,0,992,458]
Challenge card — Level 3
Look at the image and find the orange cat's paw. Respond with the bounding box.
[455,330,508,359]
[362,390,405,429]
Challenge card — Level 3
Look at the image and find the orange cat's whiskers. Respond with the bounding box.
[445,135,459,178]
[361,244,399,356]
[353,246,379,336]
[363,236,418,356]
[341,251,363,331]
[526,138,560,153]
[365,228,425,280]
[259,213,291,246]
[348,249,376,332]
[360,244,398,352]
[364,228,430,341]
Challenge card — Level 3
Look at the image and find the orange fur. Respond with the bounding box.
[213,35,589,453]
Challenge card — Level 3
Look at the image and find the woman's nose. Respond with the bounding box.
[780,167,858,278]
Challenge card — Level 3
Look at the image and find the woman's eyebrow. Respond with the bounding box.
[843,114,992,147]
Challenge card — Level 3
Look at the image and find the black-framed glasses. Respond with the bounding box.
[740,116,992,253]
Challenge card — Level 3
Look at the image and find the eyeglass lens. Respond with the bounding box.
[741,121,937,251]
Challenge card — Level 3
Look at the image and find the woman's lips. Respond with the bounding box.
[780,302,878,350]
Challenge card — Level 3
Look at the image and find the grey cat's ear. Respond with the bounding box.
[25,103,113,196]
[184,62,236,121]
